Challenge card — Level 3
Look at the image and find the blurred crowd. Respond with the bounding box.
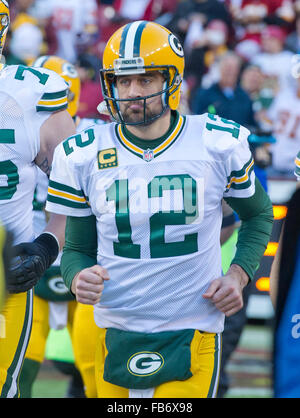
[4,0,300,180]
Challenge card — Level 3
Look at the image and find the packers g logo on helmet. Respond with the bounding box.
[168,34,184,58]
[99,20,184,125]
[32,55,81,117]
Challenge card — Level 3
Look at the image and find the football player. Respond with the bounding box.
[0,2,76,398]
[46,21,274,398]
[270,151,300,397]
[18,55,103,398]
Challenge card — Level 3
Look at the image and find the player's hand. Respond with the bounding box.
[71,265,110,305]
[7,254,45,294]
[8,233,59,294]
[202,264,249,316]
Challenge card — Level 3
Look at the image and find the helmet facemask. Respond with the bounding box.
[100,64,182,126]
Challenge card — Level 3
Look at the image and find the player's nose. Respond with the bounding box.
[127,79,143,99]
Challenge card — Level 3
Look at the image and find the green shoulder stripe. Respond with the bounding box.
[225,157,254,191]
[40,90,68,100]
[36,103,68,113]
[47,180,89,209]
[48,180,85,197]
[47,194,90,210]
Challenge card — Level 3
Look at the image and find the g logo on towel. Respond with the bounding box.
[48,277,70,295]
[127,352,164,376]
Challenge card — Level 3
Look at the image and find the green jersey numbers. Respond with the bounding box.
[206,114,240,139]
[14,65,49,85]
[106,174,203,259]
[106,179,141,259]
[63,129,95,156]
[148,175,199,258]
[0,129,19,200]
[15,65,49,85]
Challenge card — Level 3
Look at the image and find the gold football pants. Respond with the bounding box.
[94,329,221,398]
[72,303,100,398]
[25,295,100,398]
[24,295,77,364]
[0,290,33,398]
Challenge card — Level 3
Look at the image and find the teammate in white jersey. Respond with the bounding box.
[0,2,76,398]
[18,55,105,398]
[46,21,274,398]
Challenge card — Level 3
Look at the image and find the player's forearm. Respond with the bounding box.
[60,215,98,292]
[225,177,274,281]
[44,213,66,250]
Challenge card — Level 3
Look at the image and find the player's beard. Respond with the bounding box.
[120,98,164,126]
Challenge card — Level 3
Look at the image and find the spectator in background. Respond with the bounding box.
[266,75,300,178]
[94,0,177,58]
[240,64,265,119]
[229,0,295,47]
[240,63,276,128]
[112,0,177,22]
[8,0,35,22]
[43,0,99,64]
[191,51,257,129]
[184,19,229,90]
[76,54,104,120]
[5,19,44,65]
[250,25,294,96]
[284,12,300,53]
[167,0,233,46]
[4,0,45,65]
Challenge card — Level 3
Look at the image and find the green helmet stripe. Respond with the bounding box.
[119,20,147,59]
[133,21,147,57]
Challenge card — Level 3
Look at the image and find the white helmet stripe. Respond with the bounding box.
[123,20,146,59]
[32,56,50,68]
[124,21,142,59]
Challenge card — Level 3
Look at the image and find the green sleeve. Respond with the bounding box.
[61,215,98,291]
[224,177,274,281]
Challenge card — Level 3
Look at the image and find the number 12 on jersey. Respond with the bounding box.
[106,174,204,259]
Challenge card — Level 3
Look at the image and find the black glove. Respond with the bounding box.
[7,233,59,294]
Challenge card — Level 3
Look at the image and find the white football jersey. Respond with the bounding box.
[0,64,68,245]
[46,112,254,333]
[33,118,105,250]
[268,88,300,173]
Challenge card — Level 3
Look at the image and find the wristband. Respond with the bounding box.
[34,232,59,266]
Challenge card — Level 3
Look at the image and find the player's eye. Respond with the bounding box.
[117,77,130,87]
[140,77,152,85]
